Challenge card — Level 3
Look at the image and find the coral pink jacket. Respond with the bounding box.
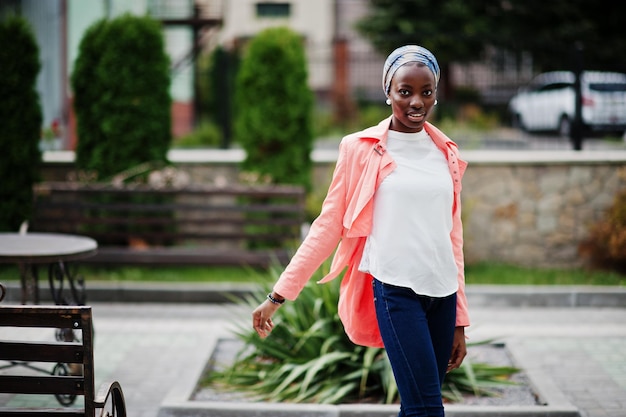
[273,117,469,348]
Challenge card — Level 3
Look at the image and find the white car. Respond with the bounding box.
[509,71,626,136]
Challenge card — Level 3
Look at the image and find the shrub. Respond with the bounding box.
[234,27,313,190]
[582,189,626,274]
[173,121,222,148]
[205,261,520,404]
[71,13,171,180]
[0,16,42,231]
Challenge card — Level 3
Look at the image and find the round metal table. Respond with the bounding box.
[0,233,98,406]
[0,232,97,305]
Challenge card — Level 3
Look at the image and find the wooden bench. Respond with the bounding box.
[0,305,126,416]
[30,182,306,268]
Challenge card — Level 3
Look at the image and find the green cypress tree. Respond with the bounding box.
[0,16,42,231]
[71,13,171,180]
[234,27,313,189]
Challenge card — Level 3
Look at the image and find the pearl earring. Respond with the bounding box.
[434,99,438,105]
[386,98,391,105]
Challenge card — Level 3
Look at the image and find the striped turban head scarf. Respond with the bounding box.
[382,45,440,98]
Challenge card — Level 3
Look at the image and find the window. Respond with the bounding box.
[538,82,573,92]
[589,83,626,93]
[256,2,291,17]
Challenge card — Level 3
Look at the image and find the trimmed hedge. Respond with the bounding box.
[0,16,42,231]
[71,14,171,180]
[234,27,313,190]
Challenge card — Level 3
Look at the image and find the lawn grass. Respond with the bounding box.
[465,262,625,286]
[0,265,271,284]
[1,262,624,286]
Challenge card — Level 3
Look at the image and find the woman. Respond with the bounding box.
[252,45,469,417]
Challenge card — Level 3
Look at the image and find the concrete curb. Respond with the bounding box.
[157,330,582,417]
[465,284,626,308]
[158,402,579,417]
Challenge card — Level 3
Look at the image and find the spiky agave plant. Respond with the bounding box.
[205,260,518,404]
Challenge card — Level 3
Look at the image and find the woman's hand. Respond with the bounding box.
[447,326,467,372]
[252,294,283,338]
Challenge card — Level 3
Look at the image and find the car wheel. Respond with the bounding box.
[558,116,571,137]
[512,113,526,131]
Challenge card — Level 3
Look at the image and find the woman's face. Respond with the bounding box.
[388,63,437,133]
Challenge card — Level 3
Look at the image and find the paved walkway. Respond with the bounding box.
[468,306,626,417]
[1,296,626,417]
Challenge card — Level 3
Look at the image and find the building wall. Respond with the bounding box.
[8,0,66,148]
[217,0,334,90]
[334,0,385,101]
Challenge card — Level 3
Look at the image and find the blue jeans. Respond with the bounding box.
[373,279,457,417]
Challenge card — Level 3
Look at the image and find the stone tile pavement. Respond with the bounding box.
[1,296,626,417]
[468,307,626,417]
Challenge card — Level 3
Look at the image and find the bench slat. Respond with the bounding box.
[86,247,291,266]
[35,182,305,196]
[51,231,299,242]
[0,375,85,395]
[0,307,86,329]
[33,213,303,224]
[31,216,302,230]
[0,340,84,363]
[35,200,304,213]
[0,409,86,417]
